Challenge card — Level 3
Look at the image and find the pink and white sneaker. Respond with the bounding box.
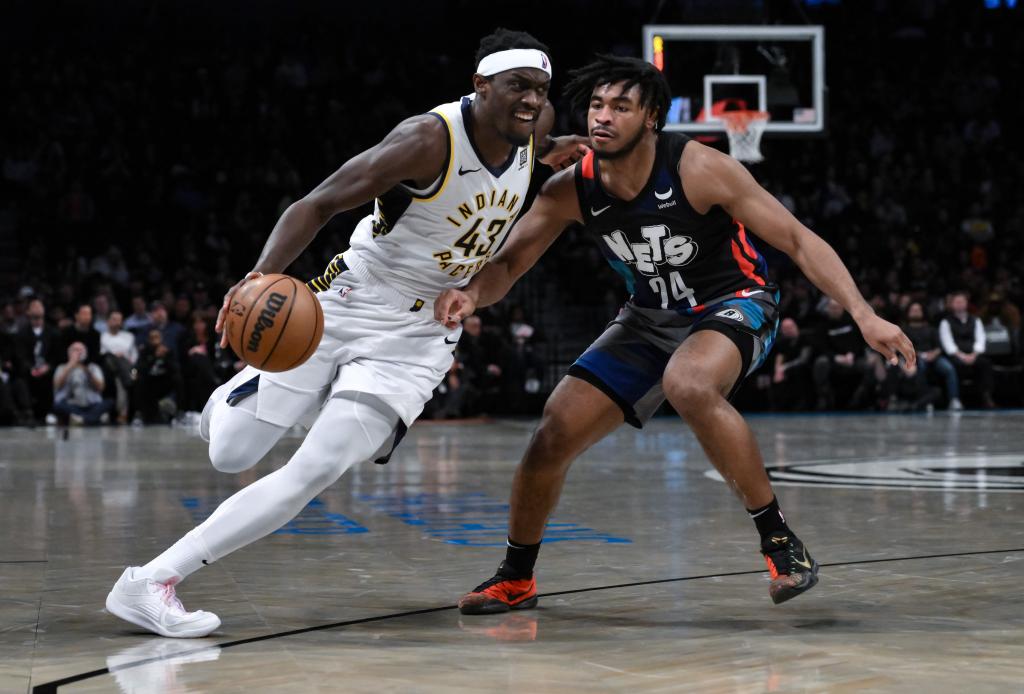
[106,567,220,638]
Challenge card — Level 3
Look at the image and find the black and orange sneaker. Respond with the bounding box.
[458,561,538,615]
[761,531,820,604]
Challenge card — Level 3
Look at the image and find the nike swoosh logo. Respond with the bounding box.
[740,289,764,297]
[444,336,458,344]
[458,166,481,176]
[794,551,813,570]
[654,187,673,200]
[591,205,611,216]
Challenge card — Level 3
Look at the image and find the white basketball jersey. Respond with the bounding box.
[313,95,535,300]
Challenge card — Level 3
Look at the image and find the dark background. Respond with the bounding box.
[1,0,1021,423]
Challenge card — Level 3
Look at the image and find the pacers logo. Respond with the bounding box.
[247,292,288,353]
[709,454,1024,492]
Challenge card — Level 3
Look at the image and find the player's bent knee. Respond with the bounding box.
[663,378,717,417]
[208,438,254,474]
[524,414,577,470]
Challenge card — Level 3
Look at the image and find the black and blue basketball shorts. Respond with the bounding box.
[568,291,780,427]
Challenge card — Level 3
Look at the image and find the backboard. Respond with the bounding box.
[642,25,826,134]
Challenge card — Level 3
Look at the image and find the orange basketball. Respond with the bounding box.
[224,274,324,372]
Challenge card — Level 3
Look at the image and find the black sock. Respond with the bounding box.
[503,537,541,577]
[747,496,791,543]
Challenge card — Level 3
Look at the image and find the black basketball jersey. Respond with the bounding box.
[574,132,774,313]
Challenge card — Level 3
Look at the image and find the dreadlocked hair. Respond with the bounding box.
[563,54,671,131]
[475,28,550,65]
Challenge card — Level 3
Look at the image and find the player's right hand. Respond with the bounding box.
[215,271,263,348]
[434,288,476,330]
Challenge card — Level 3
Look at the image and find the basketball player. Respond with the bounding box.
[435,55,916,614]
[105,29,588,637]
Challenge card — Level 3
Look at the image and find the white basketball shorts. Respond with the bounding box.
[220,249,461,429]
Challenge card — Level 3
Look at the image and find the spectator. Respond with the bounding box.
[124,296,153,343]
[503,320,542,414]
[92,294,112,334]
[881,358,941,413]
[424,358,477,420]
[173,296,193,326]
[52,342,112,425]
[61,304,101,364]
[1,299,19,335]
[15,299,63,421]
[939,292,995,408]
[181,313,218,412]
[903,301,960,410]
[812,299,883,410]
[457,315,505,414]
[772,318,813,410]
[100,311,137,423]
[134,329,183,423]
[149,301,184,356]
[0,330,33,425]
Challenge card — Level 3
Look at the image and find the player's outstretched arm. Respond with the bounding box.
[682,142,915,368]
[434,168,581,329]
[215,116,447,343]
[252,115,448,275]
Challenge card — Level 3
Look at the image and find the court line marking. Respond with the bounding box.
[31,546,1024,693]
[0,559,47,564]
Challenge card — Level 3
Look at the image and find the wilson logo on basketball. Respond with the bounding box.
[246,292,288,353]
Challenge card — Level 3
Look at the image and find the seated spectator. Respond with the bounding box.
[812,299,884,410]
[124,296,153,343]
[503,321,542,414]
[61,304,101,364]
[0,330,33,425]
[173,296,193,326]
[100,310,137,423]
[424,357,477,420]
[772,318,813,410]
[882,359,941,412]
[457,315,505,415]
[92,294,112,334]
[181,313,218,412]
[134,328,183,423]
[979,292,1018,363]
[939,291,995,408]
[15,299,63,421]
[149,301,184,356]
[903,301,961,410]
[53,342,113,425]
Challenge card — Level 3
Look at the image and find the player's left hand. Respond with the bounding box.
[858,313,916,368]
[540,135,590,171]
[434,288,476,330]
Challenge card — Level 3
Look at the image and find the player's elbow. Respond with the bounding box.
[296,193,335,228]
[787,226,822,266]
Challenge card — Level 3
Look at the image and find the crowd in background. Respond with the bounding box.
[1,0,1021,425]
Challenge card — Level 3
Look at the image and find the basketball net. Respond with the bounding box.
[721,111,769,164]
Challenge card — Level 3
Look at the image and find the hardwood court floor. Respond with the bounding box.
[3,412,1023,693]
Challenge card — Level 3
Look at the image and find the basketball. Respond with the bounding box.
[224,274,324,372]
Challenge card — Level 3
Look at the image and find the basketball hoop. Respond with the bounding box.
[721,110,769,163]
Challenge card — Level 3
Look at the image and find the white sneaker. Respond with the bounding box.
[949,397,964,411]
[106,567,221,638]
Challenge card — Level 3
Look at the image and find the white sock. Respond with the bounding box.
[138,530,209,583]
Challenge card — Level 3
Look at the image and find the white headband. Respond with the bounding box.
[476,48,552,78]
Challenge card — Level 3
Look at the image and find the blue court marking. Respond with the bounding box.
[180,497,368,535]
[356,491,631,546]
